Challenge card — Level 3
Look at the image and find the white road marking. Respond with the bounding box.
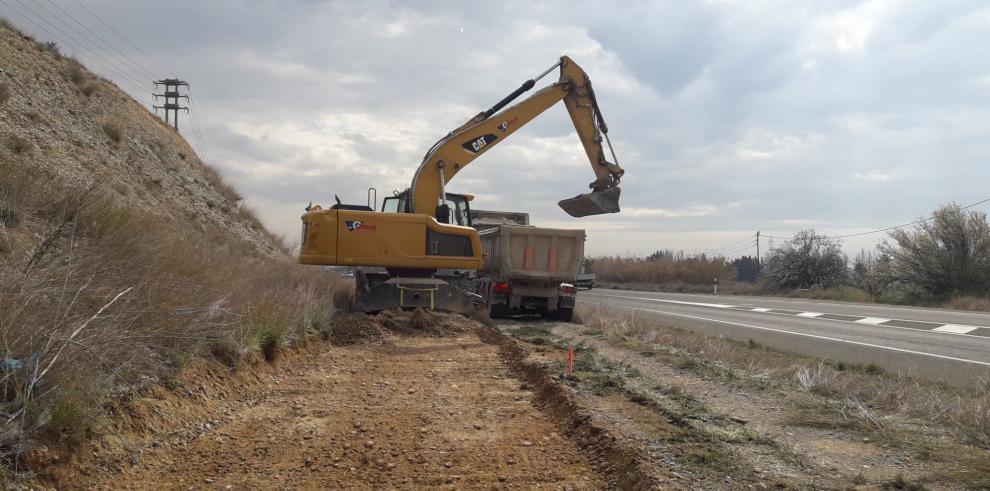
[796,312,823,318]
[580,301,990,368]
[581,292,990,339]
[580,294,735,309]
[933,324,980,334]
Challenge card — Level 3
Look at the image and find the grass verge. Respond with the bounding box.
[574,303,990,488]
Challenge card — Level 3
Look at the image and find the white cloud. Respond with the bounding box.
[15,0,988,255]
[852,170,897,182]
[810,0,901,53]
[623,205,718,218]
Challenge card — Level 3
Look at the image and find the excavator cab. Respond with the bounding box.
[382,191,473,227]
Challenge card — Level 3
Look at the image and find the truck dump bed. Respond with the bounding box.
[478,224,585,281]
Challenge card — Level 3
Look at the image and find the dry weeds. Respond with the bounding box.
[0,165,345,471]
[576,303,990,487]
[576,303,990,450]
[100,121,122,144]
[588,255,734,286]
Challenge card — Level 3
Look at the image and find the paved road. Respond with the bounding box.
[578,289,990,387]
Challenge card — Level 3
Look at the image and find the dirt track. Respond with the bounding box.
[70,316,602,490]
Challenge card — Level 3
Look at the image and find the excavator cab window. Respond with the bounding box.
[441,195,472,227]
[381,192,472,227]
[381,196,408,213]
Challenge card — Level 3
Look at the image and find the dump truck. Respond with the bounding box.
[472,210,584,321]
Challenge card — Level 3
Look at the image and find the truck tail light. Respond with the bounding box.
[493,281,511,293]
[560,284,577,294]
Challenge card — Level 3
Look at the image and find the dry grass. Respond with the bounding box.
[588,255,734,286]
[5,134,31,154]
[81,80,99,97]
[199,163,242,204]
[576,303,990,487]
[100,121,123,144]
[576,303,990,450]
[0,165,346,470]
[944,295,990,312]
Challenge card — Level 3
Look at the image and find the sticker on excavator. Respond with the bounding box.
[558,187,621,217]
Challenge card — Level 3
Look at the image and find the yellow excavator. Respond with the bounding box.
[299,55,624,313]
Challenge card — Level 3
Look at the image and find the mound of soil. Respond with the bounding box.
[329,313,386,346]
[377,309,478,336]
[330,310,481,346]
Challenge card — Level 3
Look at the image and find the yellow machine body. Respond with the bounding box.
[299,207,482,270]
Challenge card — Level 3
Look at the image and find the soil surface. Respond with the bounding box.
[65,314,603,490]
[534,320,971,490]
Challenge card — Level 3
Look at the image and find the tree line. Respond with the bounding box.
[761,204,990,299]
[588,204,990,301]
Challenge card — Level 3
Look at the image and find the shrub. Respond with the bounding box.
[0,206,18,226]
[81,80,99,96]
[37,40,60,56]
[6,134,31,154]
[587,252,735,286]
[101,122,123,144]
[760,230,847,291]
[66,64,85,85]
[259,328,283,362]
[880,204,990,297]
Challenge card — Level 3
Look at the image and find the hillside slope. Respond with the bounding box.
[0,21,279,254]
[0,21,340,480]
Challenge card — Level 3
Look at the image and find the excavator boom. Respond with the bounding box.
[409,56,624,219]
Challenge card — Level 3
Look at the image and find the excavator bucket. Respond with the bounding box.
[558,187,621,217]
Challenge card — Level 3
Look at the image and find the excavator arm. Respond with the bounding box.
[409,56,625,220]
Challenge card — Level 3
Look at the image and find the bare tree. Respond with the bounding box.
[880,204,990,297]
[852,250,895,297]
[760,230,847,291]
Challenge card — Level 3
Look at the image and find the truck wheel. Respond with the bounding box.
[556,308,574,322]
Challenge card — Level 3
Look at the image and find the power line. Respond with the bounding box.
[57,0,211,165]
[187,89,211,164]
[3,1,215,168]
[703,234,755,255]
[69,0,174,76]
[713,241,756,257]
[1,0,148,94]
[41,0,158,79]
[763,196,990,240]
[23,0,151,89]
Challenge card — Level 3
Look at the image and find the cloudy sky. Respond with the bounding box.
[5,0,990,257]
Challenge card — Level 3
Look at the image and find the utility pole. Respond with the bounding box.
[756,230,760,277]
[153,79,189,130]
